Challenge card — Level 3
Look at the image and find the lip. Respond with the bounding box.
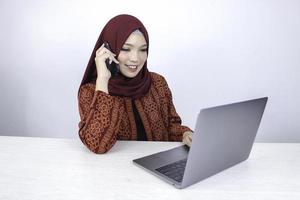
[125,64,139,67]
[125,64,139,72]
[125,64,139,69]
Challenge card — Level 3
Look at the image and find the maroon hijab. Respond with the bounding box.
[80,14,152,99]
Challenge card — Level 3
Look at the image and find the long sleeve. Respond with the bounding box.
[161,78,192,141]
[78,84,121,154]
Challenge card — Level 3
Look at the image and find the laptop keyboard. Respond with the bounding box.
[155,159,187,182]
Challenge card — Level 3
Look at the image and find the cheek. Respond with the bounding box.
[117,53,128,63]
[140,53,148,63]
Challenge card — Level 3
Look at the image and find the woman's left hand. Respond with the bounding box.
[182,131,193,147]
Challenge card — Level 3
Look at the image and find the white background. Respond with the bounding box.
[0,0,299,142]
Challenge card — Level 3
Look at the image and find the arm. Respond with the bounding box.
[78,84,121,154]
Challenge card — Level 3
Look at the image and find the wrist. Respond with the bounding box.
[97,76,110,82]
[95,78,109,93]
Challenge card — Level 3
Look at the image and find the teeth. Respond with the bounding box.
[127,65,137,69]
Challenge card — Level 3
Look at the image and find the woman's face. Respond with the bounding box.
[117,30,148,78]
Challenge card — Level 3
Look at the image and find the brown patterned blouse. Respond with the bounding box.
[78,72,191,154]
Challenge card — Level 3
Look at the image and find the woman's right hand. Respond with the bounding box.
[95,43,119,92]
[95,43,119,80]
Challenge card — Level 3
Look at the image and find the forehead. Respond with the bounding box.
[123,31,147,46]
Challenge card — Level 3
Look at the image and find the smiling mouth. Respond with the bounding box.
[125,64,138,69]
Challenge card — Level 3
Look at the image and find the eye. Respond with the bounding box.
[140,49,148,52]
[121,48,130,51]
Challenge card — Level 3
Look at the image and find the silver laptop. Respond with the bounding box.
[133,97,268,189]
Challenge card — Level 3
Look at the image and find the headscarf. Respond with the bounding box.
[79,14,152,99]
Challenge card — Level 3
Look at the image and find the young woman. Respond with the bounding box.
[78,14,193,154]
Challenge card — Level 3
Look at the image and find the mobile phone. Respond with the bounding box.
[103,42,120,77]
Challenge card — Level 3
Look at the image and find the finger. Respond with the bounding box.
[96,43,105,53]
[184,138,191,147]
[107,54,119,64]
[96,49,103,56]
[100,43,105,49]
[188,135,192,142]
[184,134,192,147]
[187,136,192,145]
[183,137,190,147]
[111,56,119,64]
[100,45,116,55]
[95,51,110,61]
[107,50,116,57]
[97,48,116,58]
[96,45,112,56]
[108,50,116,56]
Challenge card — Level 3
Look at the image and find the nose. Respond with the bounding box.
[129,51,138,62]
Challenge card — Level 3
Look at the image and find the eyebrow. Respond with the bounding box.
[123,43,148,48]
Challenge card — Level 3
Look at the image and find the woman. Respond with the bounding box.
[78,14,193,154]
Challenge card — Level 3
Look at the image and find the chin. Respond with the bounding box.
[120,68,142,78]
[123,72,138,78]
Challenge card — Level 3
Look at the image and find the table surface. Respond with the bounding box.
[0,136,299,200]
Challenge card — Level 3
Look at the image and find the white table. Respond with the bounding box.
[0,136,299,200]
